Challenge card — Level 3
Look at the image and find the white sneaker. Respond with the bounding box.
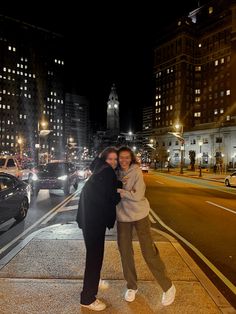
[125,289,138,302]
[99,279,109,290]
[161,284,176,306]
[80,299,106,311]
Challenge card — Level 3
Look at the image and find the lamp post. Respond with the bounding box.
[174,123,184,174]
[167,149,170,172]
[37,120,52,164]
[17,137,23,161]
[199,140,203,177]
[67,137,74,161]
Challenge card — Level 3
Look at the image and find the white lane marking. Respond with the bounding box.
[149,213,156,223]
[155,180,164,185]
[149,208,236,295]
[72,196,80,201]
[206,201,236,215]
[41,186,83,225]
[0,192,78,256]
[59,205,78,212]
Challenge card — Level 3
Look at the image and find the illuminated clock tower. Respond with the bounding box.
[107,84,120,135]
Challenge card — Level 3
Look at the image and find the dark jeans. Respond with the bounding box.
[80,225,106,305]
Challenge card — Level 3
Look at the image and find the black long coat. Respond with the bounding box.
[76,158,121,231]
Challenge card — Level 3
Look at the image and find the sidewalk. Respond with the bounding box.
[153,169,228,183]
[0,222,234,313]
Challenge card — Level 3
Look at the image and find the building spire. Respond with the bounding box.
[107,84,120,134]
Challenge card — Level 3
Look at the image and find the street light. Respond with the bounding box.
[167,149,170,172]
[174,123,184,174]
[199,140,203,177]
[17,137,23,160]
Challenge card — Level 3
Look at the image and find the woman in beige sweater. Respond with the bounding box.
[117,146,176,306]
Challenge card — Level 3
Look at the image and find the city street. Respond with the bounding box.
[0,184,84,260]
[145,171,236,305]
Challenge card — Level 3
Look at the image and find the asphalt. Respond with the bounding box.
[0,221,234,313]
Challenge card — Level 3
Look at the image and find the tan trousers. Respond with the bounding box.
[117,215,172,292]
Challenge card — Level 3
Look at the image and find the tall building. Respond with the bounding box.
[107,84,120,135]
[65,93,90,150]
[0,15,65,160]
[153,0,236,168]
[142,106,153,150]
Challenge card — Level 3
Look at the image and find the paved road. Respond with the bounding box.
[144,171,236,306]
[0,185,83,259]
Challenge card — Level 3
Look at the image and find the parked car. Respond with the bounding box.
[30,161,79,196]
[141,164,149,173]
[0,172,30,223]
[225,172,236,187]
[0,156,33,181]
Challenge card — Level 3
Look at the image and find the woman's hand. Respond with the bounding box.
[117,188,126,198]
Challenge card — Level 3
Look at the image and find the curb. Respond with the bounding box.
[151,227,235,313]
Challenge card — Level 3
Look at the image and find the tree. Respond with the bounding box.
[189,150,196,171]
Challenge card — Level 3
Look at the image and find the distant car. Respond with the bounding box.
[76,166,91,180]
[0,156,22,178]
[30,161,79,196]
[0,172,30,223]
[225,172,236,187]
[141,164,149,173]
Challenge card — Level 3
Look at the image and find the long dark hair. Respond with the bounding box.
[99,147,118,162]
[117,146,139,166]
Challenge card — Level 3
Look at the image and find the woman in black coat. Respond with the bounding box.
[76,147,121,311]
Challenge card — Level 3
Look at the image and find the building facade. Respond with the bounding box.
[142,106,153,150]
[153,0,236,168]
[107,83,120,136]
[0,15,65,161]
[65,93,90,151]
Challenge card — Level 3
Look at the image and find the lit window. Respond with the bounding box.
[195,89,200,94]
[8,69,11,73]
[33,74,36,78]
[195,97,200,102]
[214,109,218,115]
[58,60,61,64]
[220,109,224,114]
[170,105,173,110]
[194,112,201,117]
[178,20,181,26]
[226,89,230,95]
[198,43,202,48]
[13,47,16,52]
[195,66,201,71]
[209,6,213,14]
[215,60,218,66]
[55,59,57,63]
[220,91,224,97]
[61,61,64,65]
[3,67,6,72]
[226,115,230,121]
[8,46,12,50]
[221,58,224,64]
[12,70,15,74]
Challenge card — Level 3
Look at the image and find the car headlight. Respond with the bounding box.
[78,170,85,176]
[58,175,68,180]
[32,173,38,181]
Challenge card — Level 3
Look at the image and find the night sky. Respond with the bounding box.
[1,1,203,132]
